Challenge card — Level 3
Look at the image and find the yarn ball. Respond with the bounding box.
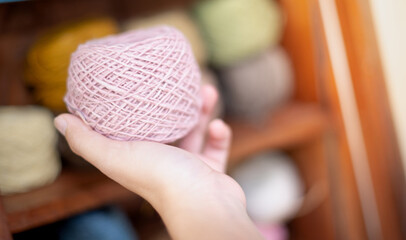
[256,223,288,240]
[0,106,61,195]
[193,0,282,67]
[220,47,294,121]
[25,18,118,111]
[231,152,304,224]
[123,9,207,65]
[65,26,202,143]
[201,68,224,119]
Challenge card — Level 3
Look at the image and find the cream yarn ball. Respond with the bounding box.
[194,0,282,66]
[0,106,61,195]
[221,47,294,121]
[231,152,304,224]
[65,26,202,143]
[123,9,208,65]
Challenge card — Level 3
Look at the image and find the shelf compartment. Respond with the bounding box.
[228,102,327,166]
[2,102,327,234]
[2,168,137,233]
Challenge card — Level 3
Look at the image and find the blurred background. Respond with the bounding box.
[0,0,405,239]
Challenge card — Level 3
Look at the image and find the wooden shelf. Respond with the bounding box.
[2,168,137,234]
[1,102,327,235]
[227,102,327,167]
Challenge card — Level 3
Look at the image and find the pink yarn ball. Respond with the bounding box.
[65,26,202,143]
[256,223,288,240]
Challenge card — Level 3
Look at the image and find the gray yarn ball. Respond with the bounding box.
[220,47,294,121]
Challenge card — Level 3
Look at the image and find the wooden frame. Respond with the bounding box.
[335,1,406,238]
[313,0,406,239]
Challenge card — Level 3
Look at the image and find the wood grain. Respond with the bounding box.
[3,168,138,233]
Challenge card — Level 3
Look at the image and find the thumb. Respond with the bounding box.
[54,114,204,202]
[201,119,232,173]
[54,114,124,172]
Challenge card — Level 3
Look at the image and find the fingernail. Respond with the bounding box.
[54,116,67,135]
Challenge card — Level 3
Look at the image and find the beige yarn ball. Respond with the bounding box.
[0,106,61,195]
[221,47,294,121]
[201,68,224,119]
[123,9,207,65]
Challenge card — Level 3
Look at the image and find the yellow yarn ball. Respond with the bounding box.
[194,0,282,67]
[25,18,118,111]
[35,85,69,110]
[0,106,61,195]
[123,10,208,65]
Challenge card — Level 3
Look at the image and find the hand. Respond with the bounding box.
[54,85,262,240]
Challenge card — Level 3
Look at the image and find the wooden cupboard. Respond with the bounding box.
[0,0,404,239]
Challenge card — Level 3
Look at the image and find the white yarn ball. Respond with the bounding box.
[0,106,61,195]
[231,152,304,224]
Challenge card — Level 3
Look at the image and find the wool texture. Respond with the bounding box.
[65,26,202,143]
[123,9,207,65]
[231,152,303,224]
[193,0,282,67]
[0,106,61,195]
[220,47,294,121]
[25,18,118,111]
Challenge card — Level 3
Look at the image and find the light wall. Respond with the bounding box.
[370,0,406,175]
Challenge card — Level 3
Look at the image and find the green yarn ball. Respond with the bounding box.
[194,0,282,67]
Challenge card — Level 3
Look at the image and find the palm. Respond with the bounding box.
[56,85,246,206]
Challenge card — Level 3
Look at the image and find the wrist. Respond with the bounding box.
[150,173,262,240]
[154,170,245,216]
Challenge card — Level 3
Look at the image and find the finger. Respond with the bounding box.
[54,113,191,200]
[54,113,126,171]
[201,119,232,173]
[178,85,218,153]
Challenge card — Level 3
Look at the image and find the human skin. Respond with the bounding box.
[54,85,263,240]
